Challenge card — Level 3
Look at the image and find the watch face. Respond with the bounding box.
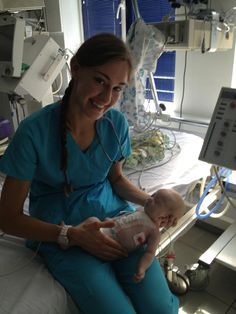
[59,236,69,245]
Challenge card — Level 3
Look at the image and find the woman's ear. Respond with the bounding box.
[70,57,81,79]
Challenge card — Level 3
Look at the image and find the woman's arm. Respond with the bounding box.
[0,176,127,260]
[108,161,150,207]
[109,162,184,228]
[0,176,62,241]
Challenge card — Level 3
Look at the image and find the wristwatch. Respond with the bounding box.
[57,225,72,249]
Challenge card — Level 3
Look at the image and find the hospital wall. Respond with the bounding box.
[44,0,83,52]
[44,0,84,95]
[174,0,236,132]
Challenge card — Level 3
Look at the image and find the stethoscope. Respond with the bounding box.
[95,115,124,162]
[64,115,124,196]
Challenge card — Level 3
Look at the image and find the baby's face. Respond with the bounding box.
[145,197,165,225]
[145,189,185,229]
[150,206,169,226]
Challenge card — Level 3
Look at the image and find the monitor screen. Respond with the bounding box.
[0,15,25,77]
[0,24,14,62]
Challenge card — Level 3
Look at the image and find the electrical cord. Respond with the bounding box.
[212,165,236,211]
[125,144,180,179]
[124,127,180,176]
[52,72,63,95]
[155,227,173,259]
[195,167,232,219]
[178,50,188,131]
[135,149,180,190]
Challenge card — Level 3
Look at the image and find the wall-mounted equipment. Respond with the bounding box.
[168,0,208,9]
[0,0,45,12]
[0,34,67,102]
[152,18,234,52]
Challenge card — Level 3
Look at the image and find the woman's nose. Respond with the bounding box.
[99,87,113,105]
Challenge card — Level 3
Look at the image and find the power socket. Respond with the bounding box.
[160,113,171,122]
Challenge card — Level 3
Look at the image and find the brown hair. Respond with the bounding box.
[60,33,132,196]
[73,33,132,75]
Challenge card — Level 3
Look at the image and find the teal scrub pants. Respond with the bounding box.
[40,245,179,314]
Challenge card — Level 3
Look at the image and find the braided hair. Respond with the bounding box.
[60,33,133,196]
[60,79,74,196]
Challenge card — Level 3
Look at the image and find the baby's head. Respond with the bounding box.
[144,189,185,225]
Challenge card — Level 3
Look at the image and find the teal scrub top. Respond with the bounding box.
[0,103,135,226]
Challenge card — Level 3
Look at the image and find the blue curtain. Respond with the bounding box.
[82,0,121,39]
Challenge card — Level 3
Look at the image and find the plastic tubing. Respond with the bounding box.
[195,168,231,219]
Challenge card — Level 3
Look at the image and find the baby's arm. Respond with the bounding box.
[133,228,161,282]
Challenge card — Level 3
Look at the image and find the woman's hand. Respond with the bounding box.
[68,217,128,260]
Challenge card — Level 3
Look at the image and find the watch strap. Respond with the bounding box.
[57,225,72,249]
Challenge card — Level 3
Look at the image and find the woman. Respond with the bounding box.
[0,33,179,314]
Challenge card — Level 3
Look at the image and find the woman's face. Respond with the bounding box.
[70,59,129,120]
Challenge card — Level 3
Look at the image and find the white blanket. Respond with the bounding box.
[0,235,79,314]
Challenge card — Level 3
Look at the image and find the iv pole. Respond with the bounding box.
[131,0,162,115]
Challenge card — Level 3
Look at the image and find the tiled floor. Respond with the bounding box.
[159,223,236,314]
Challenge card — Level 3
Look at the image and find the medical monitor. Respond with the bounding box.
[199,87,236,170]
[0,15,25,77]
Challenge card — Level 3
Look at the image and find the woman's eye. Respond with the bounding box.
[95,77,105,85]
[114,86,123,93]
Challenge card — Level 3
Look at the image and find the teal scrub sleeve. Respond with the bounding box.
[0,120,37,180]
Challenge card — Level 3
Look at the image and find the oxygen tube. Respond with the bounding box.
[195,167,231,219]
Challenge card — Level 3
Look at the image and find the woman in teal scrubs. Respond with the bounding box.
[0,33,179,314]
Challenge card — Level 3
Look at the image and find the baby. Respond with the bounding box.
[102,188,185,282]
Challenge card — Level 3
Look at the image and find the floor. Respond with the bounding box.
[159,223,236,314]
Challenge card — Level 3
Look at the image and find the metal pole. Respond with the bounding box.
[148,71,161,114]
[117,0,127,41]
[169,117,209,127]
[131,0,141,19]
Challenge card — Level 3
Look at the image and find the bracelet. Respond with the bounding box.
[57,225,72,250]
